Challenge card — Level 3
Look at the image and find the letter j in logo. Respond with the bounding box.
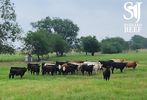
[123,2,142,23]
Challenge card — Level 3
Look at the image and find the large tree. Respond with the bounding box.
[51,34,69,56]
[101,37,128,54]
[81,36,100,56]
[0,0,21,53]
[0,0,21,42]
[31,17,79,46]
[130,35,147,50]
[24,30,51,61]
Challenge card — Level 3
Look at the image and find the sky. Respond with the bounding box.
[11,0,146,41]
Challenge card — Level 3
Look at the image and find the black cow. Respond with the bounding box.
[103,67,110,81]
[111,62,127,73]
[9,67,27,78]
[27,63,40,75]
[99,60,113,68]
[80,64,94,75]
[99,60,127,73]
[42,63,58,75]
[67,63,78,74]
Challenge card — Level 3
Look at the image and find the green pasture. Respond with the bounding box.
[0,51,147,100]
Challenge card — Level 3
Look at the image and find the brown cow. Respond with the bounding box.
[125,61,137,69]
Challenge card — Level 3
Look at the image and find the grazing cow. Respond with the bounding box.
[68,62,83,74]
[61,63,69,75]
[99,60,127,73]
[27,63,40,75]
[111,62,127,73]
[80,64,94,75]
[99,60,113,68]
[59,63,79,75]
[103,67,111,81]
[67,63,79,74]
[42,63,58,75]
[56,61,67,74]
[9,67,27,78]
[125,61,137,69]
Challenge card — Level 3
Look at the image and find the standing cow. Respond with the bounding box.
[103,67,111,81]
[27,63,40,75]
[125,61,137,69]
[80,64,94,76]
[9,67,27,78]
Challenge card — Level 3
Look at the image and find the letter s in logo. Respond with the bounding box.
[123,2,142,23]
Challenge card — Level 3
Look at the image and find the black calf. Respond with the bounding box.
[80,64,94,75]
[9,67,27,78]
[27,63,40,75]
[103,67,110,81]
[42,63,58,75]
[111,62,127,73]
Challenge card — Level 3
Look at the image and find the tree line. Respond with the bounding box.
[1,0,147,60]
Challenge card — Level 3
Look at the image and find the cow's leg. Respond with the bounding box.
[81,70,84,75]
[133,66,136,69]
[51,71,54,76]
[12,75,14,79]
[58,71,60,75]
[90,71,92,75]
[20,75,23,78]
[120,68,123,72]
[111,67,114,74]
[108,76,110,80]
[9,74,11,79]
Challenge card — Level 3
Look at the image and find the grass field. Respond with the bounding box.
[0,51,147,100]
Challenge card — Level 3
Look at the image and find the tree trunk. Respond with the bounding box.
[86,52,87,55]
[91,52,94,56]
[60,52,63,56]
[56,52,60,56]
[41,55,44,60]
[37,54,40,62]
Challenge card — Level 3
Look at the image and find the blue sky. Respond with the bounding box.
[11,0,146,41]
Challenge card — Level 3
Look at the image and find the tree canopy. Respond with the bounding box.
[81,36,100,56]
[101,37,128,54]
[24,30,51,60]
[31,17,79,46]
[130,35,147,50]
[24,30,69,60]
[0,0,21,42]
[0,0,21,54]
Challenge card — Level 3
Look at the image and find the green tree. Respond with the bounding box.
[101,37,128,54]
[51,34,69,56]
[31,17,79,46]
[24,30,51,61]
[0,0,21,42]
[81,36,100,56]
[0,0,21,54]
[0,43,15,54]
[130,35,147,50]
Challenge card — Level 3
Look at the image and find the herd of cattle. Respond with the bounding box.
[9,59,137,80]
